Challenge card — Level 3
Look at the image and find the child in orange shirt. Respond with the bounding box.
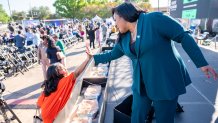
[37,53,91,123]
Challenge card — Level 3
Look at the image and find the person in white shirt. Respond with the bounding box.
[25,28,34,46]
[33,30,41,48]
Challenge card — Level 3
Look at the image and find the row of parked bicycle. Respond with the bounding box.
[0,36,81,81]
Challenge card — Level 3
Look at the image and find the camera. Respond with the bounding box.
[0,81,21,122]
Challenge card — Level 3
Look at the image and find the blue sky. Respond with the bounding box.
[0,0,169,15]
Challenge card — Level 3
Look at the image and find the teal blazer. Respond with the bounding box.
[94,12,208,100]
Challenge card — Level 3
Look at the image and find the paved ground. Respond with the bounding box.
[1,41,99,123]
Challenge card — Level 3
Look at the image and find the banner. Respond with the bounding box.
[170,0,218,19]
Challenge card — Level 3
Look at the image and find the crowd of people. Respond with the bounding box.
[0,19,116,122]
[33,20,113,122]
[0,19,117,81]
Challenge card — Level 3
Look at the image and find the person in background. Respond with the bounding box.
[46,36,61,65]
[87,2,218,123]
[86,24,99,49]
[37,53,91,123]
[45,26,50,36]
[38,35,50,80]
[78,24,85,42]
[101,22,108,42]
[39,28,46,37]
[59,29,65,39]
[14,31,26,53]
[109,25,117,37]
[8,32,14,45]
[8,23,14,33]
[25,28,34,46]
[33,30,41,48]
[96,25,101,48]
[52,34,66,67]
[52,34,65,55]
[72,27,83,41]
[3,32,9,45]
[49,26,55,35]
[0,34,3,45]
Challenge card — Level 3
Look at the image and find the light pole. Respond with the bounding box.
[29,0,33,19]
[7,0,12,21]
[168,0,171,14]
[158,0,160,12]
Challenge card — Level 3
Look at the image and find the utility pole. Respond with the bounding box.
[30,0,33,19]
[7,0,12,21]
[168,0,171,14]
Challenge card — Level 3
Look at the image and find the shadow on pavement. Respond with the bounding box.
[66,49,86,57]
[3,82,42,100]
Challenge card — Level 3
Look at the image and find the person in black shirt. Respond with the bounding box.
[86,24,99,49]
[45,36,61,64]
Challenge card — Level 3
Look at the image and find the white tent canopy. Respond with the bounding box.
[92,15,102,22]
[106,17,115,25]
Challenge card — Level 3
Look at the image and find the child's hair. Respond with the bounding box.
[43,63,65,96]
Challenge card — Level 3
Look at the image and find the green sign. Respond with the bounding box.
[183,0,198,4]
[182,9,197,19]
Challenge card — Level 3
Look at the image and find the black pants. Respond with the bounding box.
[132,91,178,123]
[90,38,95,48]
[102,33,106,42]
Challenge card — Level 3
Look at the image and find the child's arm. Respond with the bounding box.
[74,53,92,78]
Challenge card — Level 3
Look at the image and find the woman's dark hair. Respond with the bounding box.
[43,63,65,96]
[112,2,146,42]
[42,35,49,41]
[45,35,60,50]
[112,2,145,23]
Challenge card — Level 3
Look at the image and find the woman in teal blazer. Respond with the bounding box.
[87,2,217,123]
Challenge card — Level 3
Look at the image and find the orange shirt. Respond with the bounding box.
[37,72,76,123]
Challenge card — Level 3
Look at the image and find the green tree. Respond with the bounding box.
[79,2,119,19]
[48,13,62,19]
[53,0,87,18]
[125,0,149,2]
[11,11,26,21]
[53,0,150,19]
[0,4,10,23]
[38,6,51,19]
[28,6,51,20]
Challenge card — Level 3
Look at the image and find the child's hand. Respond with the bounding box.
[86,45,93,60]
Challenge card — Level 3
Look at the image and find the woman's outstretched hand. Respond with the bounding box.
[201,65,218,80]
